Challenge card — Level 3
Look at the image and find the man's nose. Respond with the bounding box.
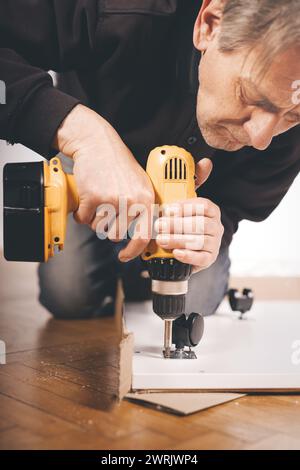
[243,110,280,151]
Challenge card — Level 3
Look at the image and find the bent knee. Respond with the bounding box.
[185,250,230,317]
[39,288,116,320]
[186,275,229,317]
[38,265,116,320]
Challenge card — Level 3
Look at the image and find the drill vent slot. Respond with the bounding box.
[164,157,187,181]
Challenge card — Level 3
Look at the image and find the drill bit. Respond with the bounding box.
[163,320,173,358]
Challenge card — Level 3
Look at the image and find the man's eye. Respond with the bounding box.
[238,84,261,107]
[238,83,278,112]
[286,114,300,124]
[286,117,300,125]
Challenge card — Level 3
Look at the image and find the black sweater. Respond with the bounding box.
[1,0,299,247]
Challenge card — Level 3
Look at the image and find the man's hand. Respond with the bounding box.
[53,104,154,262]
[155,159,224,273]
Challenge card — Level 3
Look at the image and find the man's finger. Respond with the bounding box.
[119,208,153,261]
[74,200,96,225]
[107,213,137,242]
[173,248,213,269]
[155,216,219,236]
[156,234,215,251]
[119,238,150,262]
[195,158,213,189]
[90,204,119,234]
[162,198,219,218]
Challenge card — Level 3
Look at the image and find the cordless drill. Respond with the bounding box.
[141,146,204,358]
[3,146,204,358]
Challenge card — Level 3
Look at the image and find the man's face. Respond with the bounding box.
[196,34,300,152]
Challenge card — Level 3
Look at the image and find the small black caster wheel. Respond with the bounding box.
[172,312,204,350]
[228,288,254,319]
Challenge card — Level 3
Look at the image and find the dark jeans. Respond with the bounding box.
[38,214,231,319]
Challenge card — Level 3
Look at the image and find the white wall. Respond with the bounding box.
[230,174,300,277]
[1,140,300,277]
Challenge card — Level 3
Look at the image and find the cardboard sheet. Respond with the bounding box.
[125,392,244,416]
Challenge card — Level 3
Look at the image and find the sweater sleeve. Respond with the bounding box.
[0,0,99,158]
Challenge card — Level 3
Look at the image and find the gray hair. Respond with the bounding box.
[219,0,300,75]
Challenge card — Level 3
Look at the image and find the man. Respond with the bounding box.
[0,0,299,319]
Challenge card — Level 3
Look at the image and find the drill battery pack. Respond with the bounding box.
[4,161,45,262]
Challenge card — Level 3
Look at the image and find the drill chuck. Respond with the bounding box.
[152,292,186,320]
[146,257,192,282]
[152,280,189,296]
[146,257,192,320]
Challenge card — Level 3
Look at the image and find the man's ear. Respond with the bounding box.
[193,0,224,53]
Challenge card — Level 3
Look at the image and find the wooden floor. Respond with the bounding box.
[1,256,300,450]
